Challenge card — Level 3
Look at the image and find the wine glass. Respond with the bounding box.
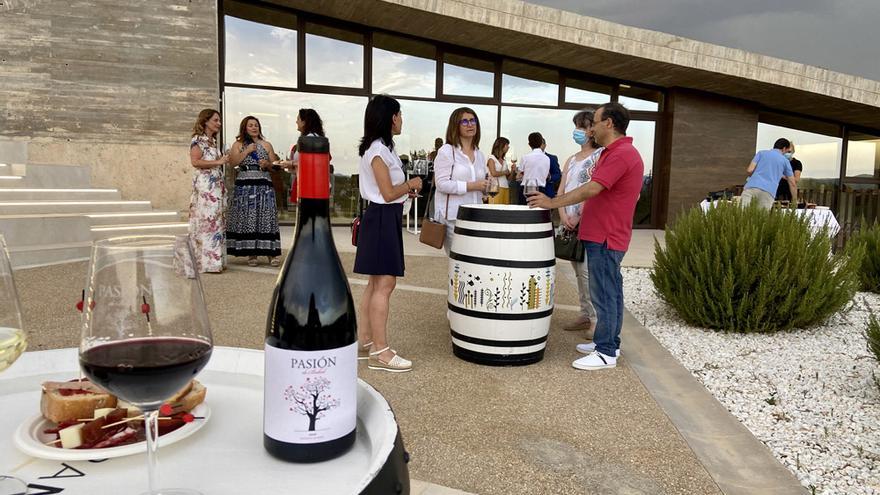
[523,178,540,196]
[79,236,213,495]
[411,159,429,198]
[0,235,28,495]
[486,176,500,199]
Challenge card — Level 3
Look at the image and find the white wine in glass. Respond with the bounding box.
[0,236,29,494]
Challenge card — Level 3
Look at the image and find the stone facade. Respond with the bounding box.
[0,0,219,211]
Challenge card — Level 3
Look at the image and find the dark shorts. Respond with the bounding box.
[353,203,405,277]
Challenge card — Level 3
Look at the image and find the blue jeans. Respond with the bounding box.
[585,241,625,357]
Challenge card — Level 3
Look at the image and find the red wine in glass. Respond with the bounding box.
[80,338,212,408]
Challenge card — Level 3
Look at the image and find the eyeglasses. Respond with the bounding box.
[459,118,477,127]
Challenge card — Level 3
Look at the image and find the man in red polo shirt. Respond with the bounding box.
[527,102,643,370]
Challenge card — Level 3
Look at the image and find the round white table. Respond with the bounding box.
[0,347,409,495]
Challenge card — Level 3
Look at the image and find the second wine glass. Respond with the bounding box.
[79,235,213,495]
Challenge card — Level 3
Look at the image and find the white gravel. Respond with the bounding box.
[622,267,880,495]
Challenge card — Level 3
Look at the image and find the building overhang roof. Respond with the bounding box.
[269,0,880,132]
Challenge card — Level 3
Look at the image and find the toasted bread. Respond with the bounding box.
[176,380,206,412]
[40,380,118,424]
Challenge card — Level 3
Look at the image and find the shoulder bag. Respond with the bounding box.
[554,226,584,262]
[419,157,453,249]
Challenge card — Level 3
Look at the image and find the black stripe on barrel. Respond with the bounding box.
[456,207,551,224]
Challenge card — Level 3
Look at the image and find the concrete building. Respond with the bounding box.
[2,0,879,238]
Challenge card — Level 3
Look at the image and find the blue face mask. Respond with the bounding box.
[783,152,794,160]
[573,129,587,145]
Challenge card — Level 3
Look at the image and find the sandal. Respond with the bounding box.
[269,256,281,267]
[357,341,373,361]
[368,346,412,373]
[247,256,258,267]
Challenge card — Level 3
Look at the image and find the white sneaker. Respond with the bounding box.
[572,351,617,370]
[576,342,621,357]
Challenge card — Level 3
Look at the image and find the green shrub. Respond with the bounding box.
[651,203,862,333]
[867,312,880,363]
[846,221,880,293]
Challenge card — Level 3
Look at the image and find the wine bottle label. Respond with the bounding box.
[264,342,357,444]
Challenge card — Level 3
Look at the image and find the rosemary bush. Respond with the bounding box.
[651,203,861,333]
[846,221,880,293]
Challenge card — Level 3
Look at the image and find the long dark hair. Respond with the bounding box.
[491,137,509,160]
[298,108,325,137]
[236,116,263,144]
[358,95,400,156]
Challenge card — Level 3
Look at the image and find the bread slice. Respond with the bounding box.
[41,380,118,424]
[176,380,206,412]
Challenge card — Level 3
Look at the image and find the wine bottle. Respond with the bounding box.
[264,135,357,463]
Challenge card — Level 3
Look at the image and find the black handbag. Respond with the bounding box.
[554,227,584,262]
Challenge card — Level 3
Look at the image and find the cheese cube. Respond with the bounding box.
[93,408,115,419]
[59,423,84,449]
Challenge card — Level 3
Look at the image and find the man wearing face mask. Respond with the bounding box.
[775,142,802,203]
[741,138,796,210]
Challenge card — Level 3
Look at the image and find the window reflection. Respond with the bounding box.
[618,85,661,111]
[627,121,656,225]
[396,100,497,156]
[305,24,364,88]
[502,61,558,106]
[443,53,494,98]
[846,130,880,179]
[500,107,577,163]
[565,79,611,105]
[225,16,297,87]
[373,49,435,97]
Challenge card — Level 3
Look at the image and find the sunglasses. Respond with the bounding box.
[459,118,477,126]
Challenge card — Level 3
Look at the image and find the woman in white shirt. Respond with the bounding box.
[354,95,422,373]
[433,107,489,253]
[487,136,512,205]
[558,110,603,333]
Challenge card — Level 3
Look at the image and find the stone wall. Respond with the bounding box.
[666,89,759,221]
[0,0,219,211]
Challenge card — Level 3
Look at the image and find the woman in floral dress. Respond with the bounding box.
[188,109,228,273]
[226,116,282,266]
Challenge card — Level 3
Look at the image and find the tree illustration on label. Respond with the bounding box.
[284,377,340,431]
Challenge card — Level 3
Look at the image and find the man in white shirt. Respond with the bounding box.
[517,132,550,204]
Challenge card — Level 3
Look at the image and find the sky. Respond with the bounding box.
[532,0,880,82]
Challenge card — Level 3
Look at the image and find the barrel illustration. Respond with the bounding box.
[448,204,556,365]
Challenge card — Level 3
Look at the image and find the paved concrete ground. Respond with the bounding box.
[13,226,803,494]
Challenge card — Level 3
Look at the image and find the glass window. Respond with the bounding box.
[443,53,494,98]
[845,130,880,179]
[372,34,436,98]
[223,87,369,221]
[618,85,661,112]
[502,61,558,106]
[627,121,656,225]
[224,16,297,88]
[500,107,577,165]
[565,79,611,105]
[396,100,498,158]
[305,24,364,88]
[756,123,843,197]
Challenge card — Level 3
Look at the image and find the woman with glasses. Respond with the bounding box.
[433,108,489,253]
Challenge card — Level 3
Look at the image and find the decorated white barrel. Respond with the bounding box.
[448,204,556,365]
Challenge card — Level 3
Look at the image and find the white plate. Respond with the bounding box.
[12,403,210,461]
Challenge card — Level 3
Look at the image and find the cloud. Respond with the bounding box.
[531,0,879,81]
